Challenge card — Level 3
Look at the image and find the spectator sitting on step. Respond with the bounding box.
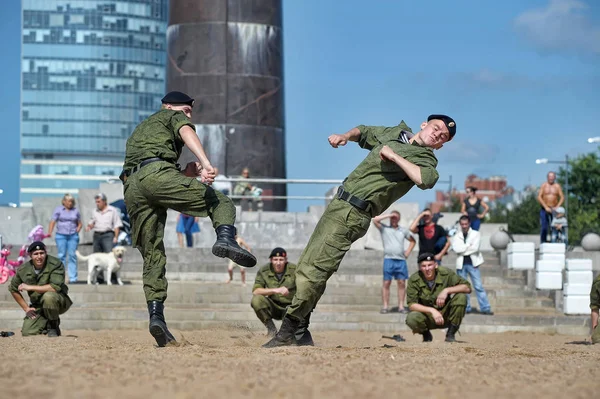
[451,216,493,315]
[373,210,416,314]
[550,207,568,245]
[251,247,297,337]
[409,208,451,265]
[405,253,471,343]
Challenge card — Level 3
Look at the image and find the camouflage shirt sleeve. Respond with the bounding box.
[356,125,391,150]
[7,270,23,294]
[48,261,66,293]
[170,111,195,142]
[591,277,600,310]
[252,267,267,292]
[406,276,420,307]
[413,152,439,190]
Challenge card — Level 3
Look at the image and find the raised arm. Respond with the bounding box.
[409,213,424,234]
[372,214,391,230]
[328,127,361,148]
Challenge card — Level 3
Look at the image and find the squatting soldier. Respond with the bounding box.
[591,274,600,344]
[251,247,298,338]
[121,91,256,347]
[405,252,471,342]
[264,114,456,347]
[8,241,73,337]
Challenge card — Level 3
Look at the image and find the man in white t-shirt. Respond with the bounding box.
[373,210,416,314]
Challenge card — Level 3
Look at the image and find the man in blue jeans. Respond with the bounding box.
[450,216,493,315]
[373,210,416,313]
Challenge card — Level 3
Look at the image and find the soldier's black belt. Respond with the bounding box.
[120,157,165,183]
[336,186,370,212]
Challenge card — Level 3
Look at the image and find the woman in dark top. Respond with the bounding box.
[460,186,489,231]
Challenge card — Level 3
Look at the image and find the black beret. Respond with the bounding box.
[161,91,194,106]
[418,252,436,263]
[427,114,456,139]
[269,247,287,258]
[27,241,46,253]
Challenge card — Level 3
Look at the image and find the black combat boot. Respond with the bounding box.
[264,319,277,337]
[212,225,257,268]
[148,301,177,347]
[295,313,314,346]
[421,330,433,342]
[445,324,460,343]
[262,316,299,348]
[47,319,61,338]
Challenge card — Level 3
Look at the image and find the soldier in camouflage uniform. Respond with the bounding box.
[264,115,456,347]
[251,247,297,337]
[405,253,471,342]
[591,274,600,344]
[121,91,256,347]
[8,241,72,337]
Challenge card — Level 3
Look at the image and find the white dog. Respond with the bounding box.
[77,246,127,286]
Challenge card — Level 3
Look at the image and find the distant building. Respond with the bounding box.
[19,0,168,206]
[429,174,513,213]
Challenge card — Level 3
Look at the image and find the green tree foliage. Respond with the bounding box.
[506,193,540,234]
[440,195,462,212]
[556,152,600,244]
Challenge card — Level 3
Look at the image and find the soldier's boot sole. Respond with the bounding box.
[47,329,59,338]
[149,319,177,348]
[212,242,257,268]
[262,335,296,348]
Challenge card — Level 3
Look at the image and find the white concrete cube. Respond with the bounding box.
[539,243,566,254]
[566,258,593,271]
[565,271,594,285]
[508,252,535,270]
[535,271,563,290]
[563,283,592,296]
[563,295,591,315]
[540,253,565,263]
[507,242,535,253]
[536,259,564,272]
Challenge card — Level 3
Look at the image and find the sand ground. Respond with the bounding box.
[0,328,598,399]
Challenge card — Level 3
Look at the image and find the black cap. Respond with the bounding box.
[269,247,287,258]
[418,252,436,263]
[161,91,194,106]
[27,241,46,253]
[427,114,456,139]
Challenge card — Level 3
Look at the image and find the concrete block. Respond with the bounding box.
[536,259,564,272]
[563,283,592,296]
[566,271,593,285]
[508,252,535,270]
[535,271,562,290]
[566,258,593,271]
[563,295,591,315]
[507,242,535,253]
[539,243,566,254]
[540,253,565,264]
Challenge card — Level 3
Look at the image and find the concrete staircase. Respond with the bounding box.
[0,246,591,335]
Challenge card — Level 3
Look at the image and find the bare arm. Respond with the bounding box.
[328,127,361,148]
[48,220,56,236]
[478,201,490,218]
[372,214,392,229]
[556,185,565,208]
[238,237,251,252]
[11,291,30,312]
[435,235,452,260]
[460,201,466,215]
[592,309,599,330]
[405,236,416,258]
[180,125,212,169]
[76,220,82,233]
[410,213,425,234]
[379,146,423,185]
[18,283,56,294]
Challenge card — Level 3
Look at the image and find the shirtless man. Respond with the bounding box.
[537,171,564,243]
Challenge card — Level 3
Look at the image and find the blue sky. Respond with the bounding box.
[1,0,599,211]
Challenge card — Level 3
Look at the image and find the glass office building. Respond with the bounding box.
[20,0,168,205]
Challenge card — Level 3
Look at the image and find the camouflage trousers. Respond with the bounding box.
[22,292,72,336]
[251,295,287,323]
[405,293,467,333]
[124,162,236,302]
[284,199,371,322]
